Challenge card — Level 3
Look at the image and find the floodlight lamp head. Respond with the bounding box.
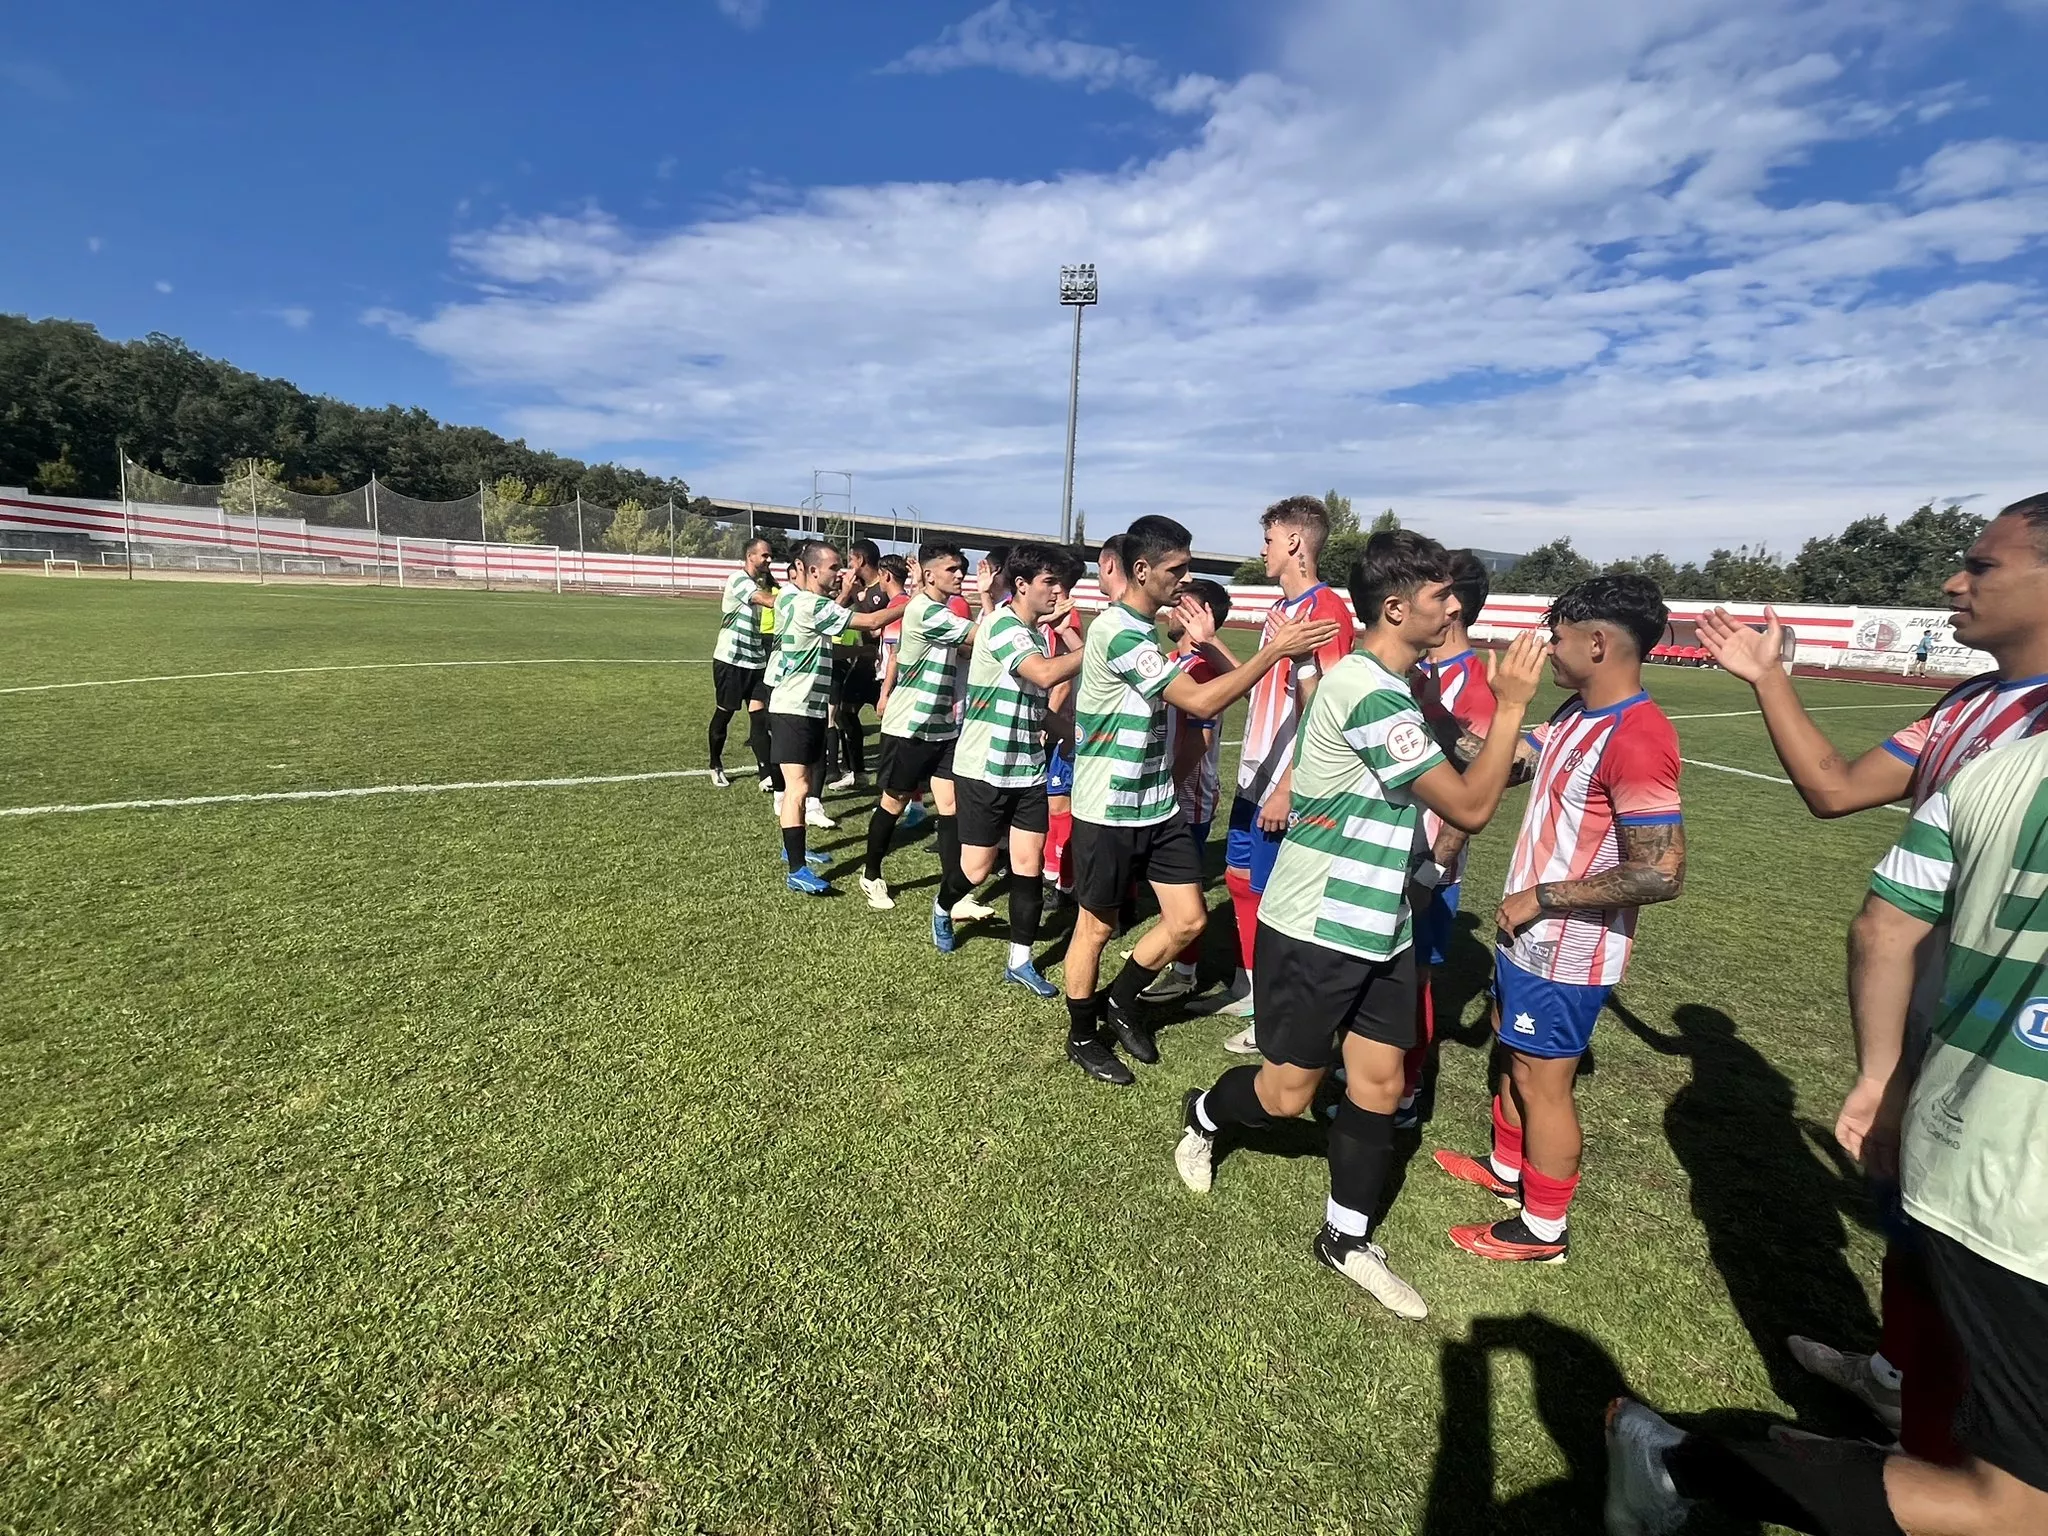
[1059,263,1099,306]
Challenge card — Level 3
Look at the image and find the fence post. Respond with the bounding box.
[397,536,405,589]
[369,475,382,585]
[250,462,266,584]
[118,446,135,582]
[479,480,491,592]
[554,546,562,595]
[668,499,676,589]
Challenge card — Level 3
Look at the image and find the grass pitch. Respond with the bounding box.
[1,578,1930,1534]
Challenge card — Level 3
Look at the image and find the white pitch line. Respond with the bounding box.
[1682,756,1907,810]
[0,768,713,820]
[0,657,706,696]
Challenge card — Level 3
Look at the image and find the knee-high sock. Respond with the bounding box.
[1008,868,1043,951]
[842,712,866,779]
[1192,1064,1268,1133]
[1489,1095,1524,1185]
[747,709,772,778]
[1665,1433,1902,1536]
[1402,978,1435,1099]
[1045,807,1073,884]
[1226,866,1260,975]
[1519,1165,1579,1241]
[1327,1099,1396,1237]
[864,805,900,882]
[935,814,972,910]
[709,706,736,770]
[782,825,807,874]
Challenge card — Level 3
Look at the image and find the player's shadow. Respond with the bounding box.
[1610,999,1883,1433]
[1419,1313,1768,1536]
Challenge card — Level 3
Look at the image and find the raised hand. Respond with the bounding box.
[1268,616,1341,658]
[1487,630,1550,709]
[1175,593,1217,647]
[1696,606,1784,684]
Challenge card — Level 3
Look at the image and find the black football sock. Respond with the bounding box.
[844,715,866,778]
[782,826,807,875]
[1008,869,1043,949]
[864,806,899,881]
[1665,1433,1900,1536]
[747,710,772,778]
[708,706,735,771]
[1066,996,1101,1046]
[1327,1099,1396,1237]
[1108,954,1162,1009]
[1195,1063,1268,1132]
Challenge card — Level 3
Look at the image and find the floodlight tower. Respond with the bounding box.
[1058,263,1098,548]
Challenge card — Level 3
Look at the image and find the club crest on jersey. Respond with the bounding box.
[2015,998,2048,1053]
[1387,721,1431,764]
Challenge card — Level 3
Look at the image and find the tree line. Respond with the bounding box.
[1236,491,1982,609]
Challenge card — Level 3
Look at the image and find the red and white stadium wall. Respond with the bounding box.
[1,489,1989,676]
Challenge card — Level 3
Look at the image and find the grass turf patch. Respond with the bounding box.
[2,577,1926,1533]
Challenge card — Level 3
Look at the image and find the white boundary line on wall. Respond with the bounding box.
[0,768,716,819]
[0,657,707,696]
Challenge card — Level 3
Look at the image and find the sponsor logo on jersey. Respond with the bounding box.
[2014,998,2048,1053]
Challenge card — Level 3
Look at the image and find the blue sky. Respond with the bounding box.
[4,0,2045,556]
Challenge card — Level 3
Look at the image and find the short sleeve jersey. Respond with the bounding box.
[1073,603,1182,826]
[1236,584,1356,805]
[765,588,851,718]
[1883,672,2048,808]
[1416,648,1499,882]
[1259,652,1447,962]
[1167,652,1224,826]
[1871,732,2048,1285]
[954,607,1053,789]
[1502,693,1683,987]
[713,570,769,667]
[879,594,974,741]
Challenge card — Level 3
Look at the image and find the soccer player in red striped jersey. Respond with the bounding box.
[1433,574,1688,1264]
[1402,549,1498,1126]
[1197,497,1356,1042]
[1694,492,2048,1458]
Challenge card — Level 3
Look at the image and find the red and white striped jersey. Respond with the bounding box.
[1416,649,1498,883]
[1503,692,1683,988]
[1235,584,1355,805]
[1167,651,1223,826]
[1884,671,2048,808]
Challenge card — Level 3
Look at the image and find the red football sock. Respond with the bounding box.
[1520,1164,1579,1225]
[1403,978,1436,1099]
[1489,1095,1524,1181]
[1226,865,1259,975]
[1045,808,1073,884]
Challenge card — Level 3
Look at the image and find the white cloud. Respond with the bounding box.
[271,306,313,330]
[888,1,1156,94]
[379,0,2048,559]
[714,0,766,29]
[153,280,173,294]
[86,236,102,254]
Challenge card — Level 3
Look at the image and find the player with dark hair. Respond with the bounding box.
[1402,548,1498,1124]
[950,542,1088,995]
[1434,572,1687,1264]
[709,535,778,789]
[828,538,886,791]
[1063,515,1339,1085]
[862,543,991,935]
[1690,491,2048,1457]
[1175,531,1550,1317]
[764,540,901,893]
[1199,497,1356,1048]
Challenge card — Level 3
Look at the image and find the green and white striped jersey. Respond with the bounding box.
[880,594,973,742]
[766,588,851,718]
[1872,731,2048,1286]
[954,607,1052,789]
[1072,603,1183,826]
[1258,652,1445,962]
[712,569,769,667]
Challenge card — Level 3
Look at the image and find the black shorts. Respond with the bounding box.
[750,669,773,706]
[1922,1225,2048,1490]
[956,777,1050,846]
[769,712,827,768]
[713,661,763,712]
[1253,924,1418,1066]
[878,734,956,796]
[1070,813,1202,913]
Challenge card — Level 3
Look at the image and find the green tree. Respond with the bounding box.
[32,451,80,494]
[1788,503,1983,606]
[1369,508,1401,535]
[1702,544,1793,602]
[1232,556,1268,585]
[1073,509,1087,549]
[1505,537,1597,593]
[219,457,293,516]
[602,497,671,555]
[1323,489,1359,537]
[482,477,551,544]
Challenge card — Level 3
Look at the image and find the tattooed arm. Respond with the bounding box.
[1496,821,1687,936]
[1456,728,1539,786]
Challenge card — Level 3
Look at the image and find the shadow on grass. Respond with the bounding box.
[1609,998,1883,1435]
[1420,1314,1768,1536]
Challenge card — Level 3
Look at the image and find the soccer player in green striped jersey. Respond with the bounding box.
[1173,531,1548,1318]
[1062,515,1342,1086]
[708,536,777,789]
[946,543,1088,996]
[764,540,902,893]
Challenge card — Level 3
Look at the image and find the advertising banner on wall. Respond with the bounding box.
[1842,608,1991,675]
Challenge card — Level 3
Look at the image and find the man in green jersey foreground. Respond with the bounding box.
[949,542,1088,996]
[1174,531,1549,1318]
[708,536,777,790]
[1063,515,1341,1086]
[1605,728,2048,1536]
[764,541,900,894]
